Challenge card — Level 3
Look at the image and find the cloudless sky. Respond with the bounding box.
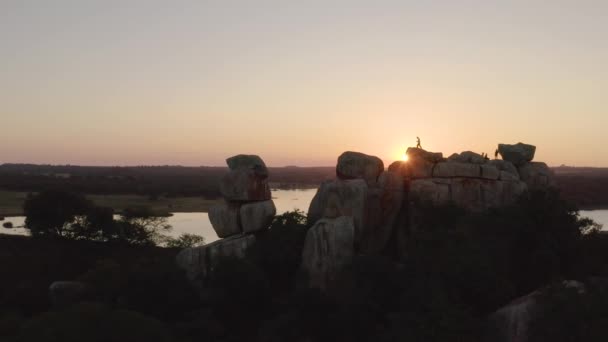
[1,0,607,166]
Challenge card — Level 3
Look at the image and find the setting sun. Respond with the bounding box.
[402,153,409,162]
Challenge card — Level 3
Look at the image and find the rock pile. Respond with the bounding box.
[176,144,556,292]
[303,143,555,289]
[176,155,276,285]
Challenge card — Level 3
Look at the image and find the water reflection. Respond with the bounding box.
[0,189,318,244]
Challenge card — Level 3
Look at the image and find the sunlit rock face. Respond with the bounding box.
[301,216,355,290]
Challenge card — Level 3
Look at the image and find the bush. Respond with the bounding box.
[247,210,309,291]
[15,303,175,342]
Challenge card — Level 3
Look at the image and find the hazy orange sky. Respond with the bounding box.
[1,1,607,167]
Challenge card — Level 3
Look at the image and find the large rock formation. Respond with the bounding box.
[301,216,355,290]
[305,142,554,264]
[180,155,276,293]
[209,155,275,237]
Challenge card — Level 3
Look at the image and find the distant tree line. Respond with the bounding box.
[0,164,335,198]
[22,190,204,248]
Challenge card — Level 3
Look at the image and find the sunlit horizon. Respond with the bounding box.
[2,1,607,167]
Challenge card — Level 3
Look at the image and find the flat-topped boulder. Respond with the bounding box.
[389,158,434,179]
[226,154,269,178]
[336,151,384,184]
[406,147,444,163]
[498,143,536,166]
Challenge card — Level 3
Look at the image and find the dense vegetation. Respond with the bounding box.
[2,188,608,341]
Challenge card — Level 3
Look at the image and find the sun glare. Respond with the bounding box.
[401,153,409,162]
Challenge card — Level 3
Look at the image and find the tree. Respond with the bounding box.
[113,206,172,245]
[23,191,92,238]
[164,233,205,248]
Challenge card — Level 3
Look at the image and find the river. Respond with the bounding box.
[0,189,318,244]
[2,189,607,244]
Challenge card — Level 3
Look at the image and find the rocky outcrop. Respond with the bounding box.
[209,154,275,238]
[518,162,556,190]
[487,280,585,342]
[49,281,88,309]
[306,142,554,263]
[336,151,384,184]
[176,234,256,283]
[301,217,355,290]
[361,171,405,254]
[498,143,536,166]
[409,176,527,212]
[307,179,368,242]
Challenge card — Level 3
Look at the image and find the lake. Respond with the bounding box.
[0,189,318,244]
[3,190,607,244]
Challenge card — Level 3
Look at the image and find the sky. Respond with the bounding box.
[1,0,607,167]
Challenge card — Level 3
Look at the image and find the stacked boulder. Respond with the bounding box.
[498,143,556,190]
[303,151,407,289]
[176,155,276,286]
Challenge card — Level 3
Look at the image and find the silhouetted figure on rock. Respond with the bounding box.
[416,137,422,149]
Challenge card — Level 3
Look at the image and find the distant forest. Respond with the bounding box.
[1,164,607,209]
[0,164,335,199]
